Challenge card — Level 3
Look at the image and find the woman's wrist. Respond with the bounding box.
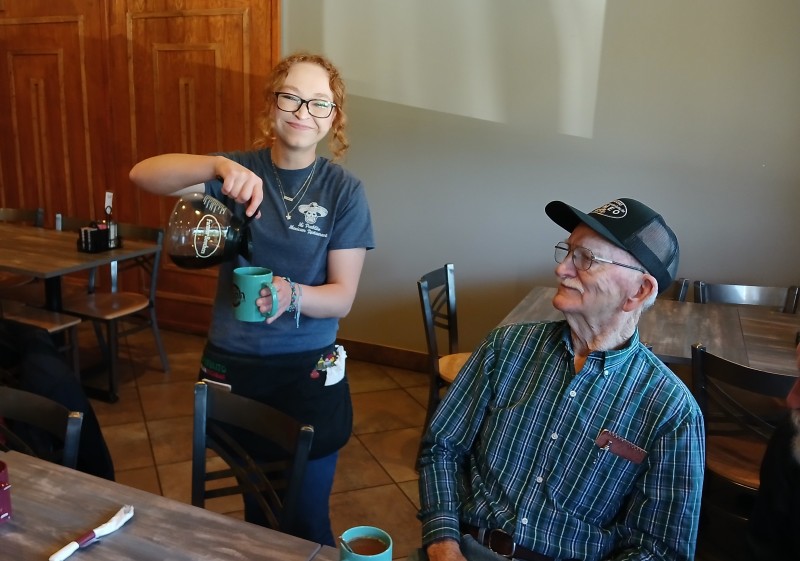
[284,277,302,328]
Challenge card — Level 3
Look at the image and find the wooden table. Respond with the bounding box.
[499,286,800,375]
[0,223,159,311]
[737,305,800,375]
[0,451,328,561]
[311,545,340,561]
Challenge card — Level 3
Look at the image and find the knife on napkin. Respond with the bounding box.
[49,504,134,561]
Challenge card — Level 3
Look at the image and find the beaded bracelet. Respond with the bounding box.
[286,277,298,313]
[294,283,303,328]
[284,277,301,328]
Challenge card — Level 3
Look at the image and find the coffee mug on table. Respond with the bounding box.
[0,460,11,524]
[340,526,392,561]
[232,266,279,322]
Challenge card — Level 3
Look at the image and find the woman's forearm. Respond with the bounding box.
[129,153,218,196]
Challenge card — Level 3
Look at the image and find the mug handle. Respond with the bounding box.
[261,281,280,318]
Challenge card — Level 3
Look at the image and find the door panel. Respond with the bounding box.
[111,0,279,333]
[0,0,280,334]
[0,1,110,222]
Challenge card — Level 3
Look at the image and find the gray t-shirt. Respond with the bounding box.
[204,148,374,356]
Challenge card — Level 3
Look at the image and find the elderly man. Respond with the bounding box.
[417,198,705,561]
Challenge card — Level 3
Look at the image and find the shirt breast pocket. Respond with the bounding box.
[548,438,644,524]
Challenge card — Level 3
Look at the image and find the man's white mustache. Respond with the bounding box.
[560,279,585,294]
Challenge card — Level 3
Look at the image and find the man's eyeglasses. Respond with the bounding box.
[274,92,336,118]
[554,242,646,274]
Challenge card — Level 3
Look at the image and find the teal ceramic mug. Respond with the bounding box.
[340,526,392,561]
[232,266,279,321]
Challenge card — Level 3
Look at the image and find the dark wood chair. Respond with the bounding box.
[0,207,44,294]
[0,385,83,469]
[416,264,472,465]
[658,277,689,302]
[691,343,795,557]
[0,299,83,378]
[191,382,314,534]
[694,280,799,313]
[0,207,43,225]
[61,221,169,402]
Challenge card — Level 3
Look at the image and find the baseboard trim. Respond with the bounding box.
[336,338,428,372]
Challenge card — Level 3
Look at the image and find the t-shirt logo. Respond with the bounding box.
[299,202,329,224]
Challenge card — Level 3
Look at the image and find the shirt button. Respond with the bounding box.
[520,518,528,525]
[535,476,543,484]
[569,390,577,398]
[551,432,558,440]
[603,370,609,376]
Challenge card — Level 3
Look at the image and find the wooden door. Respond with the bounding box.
[0,0,112,222]
[109,0,280,333]
[0,0,280,333]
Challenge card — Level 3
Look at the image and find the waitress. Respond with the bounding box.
[129,52,374,545]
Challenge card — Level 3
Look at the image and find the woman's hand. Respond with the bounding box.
[215,156,263,218]
[257,276,295,324]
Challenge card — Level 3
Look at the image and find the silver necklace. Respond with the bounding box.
[271,158,317,220]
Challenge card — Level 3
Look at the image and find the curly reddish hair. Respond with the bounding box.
[253,52,349,161]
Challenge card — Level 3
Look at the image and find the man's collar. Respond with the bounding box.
[560,323,641,370]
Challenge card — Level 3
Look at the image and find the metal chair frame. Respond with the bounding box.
[61,220,169,402]
[191,382,314,534]
[0,385,83,469]
[694,280,799,313]
[691,343,795,533]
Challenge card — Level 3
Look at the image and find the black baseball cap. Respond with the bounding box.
[545,198,680,294]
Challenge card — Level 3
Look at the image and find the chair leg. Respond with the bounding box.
[93,319,109,358]
[106,320,119,403]
[149,306,170,373]
[68,324,80,380]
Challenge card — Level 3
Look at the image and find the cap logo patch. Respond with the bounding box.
[591,200,627,219]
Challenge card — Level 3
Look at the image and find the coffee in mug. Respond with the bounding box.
[348,537,388,555]
[340,526,392,561]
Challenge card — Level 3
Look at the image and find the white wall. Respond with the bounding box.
[283,0,800,353]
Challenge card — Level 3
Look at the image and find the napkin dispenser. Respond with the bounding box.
[76,221,122,253]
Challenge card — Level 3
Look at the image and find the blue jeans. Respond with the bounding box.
[244,450,338,546]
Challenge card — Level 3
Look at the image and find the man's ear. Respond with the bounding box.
[622,274,658,312]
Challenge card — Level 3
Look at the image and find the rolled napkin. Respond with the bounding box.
[49,505,134,561]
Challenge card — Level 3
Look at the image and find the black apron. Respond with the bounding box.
[199,342,352,459]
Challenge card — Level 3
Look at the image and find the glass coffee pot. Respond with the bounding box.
[166,193,254,268]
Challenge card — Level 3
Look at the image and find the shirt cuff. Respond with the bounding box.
[421,513,462,547]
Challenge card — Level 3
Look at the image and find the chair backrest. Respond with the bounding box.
[659,277,689,302]
[0,207,44,227]
[690,343,795,536]
[694,280,799,313]
[691,344,795,439]
[417,264,459,374]
[191,382,314,533]
[113,223,164,301]
[59,218,164,297]
[0,386,83,468]
[58,215,85,233]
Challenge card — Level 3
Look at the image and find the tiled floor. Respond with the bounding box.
[82,326,425,559]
